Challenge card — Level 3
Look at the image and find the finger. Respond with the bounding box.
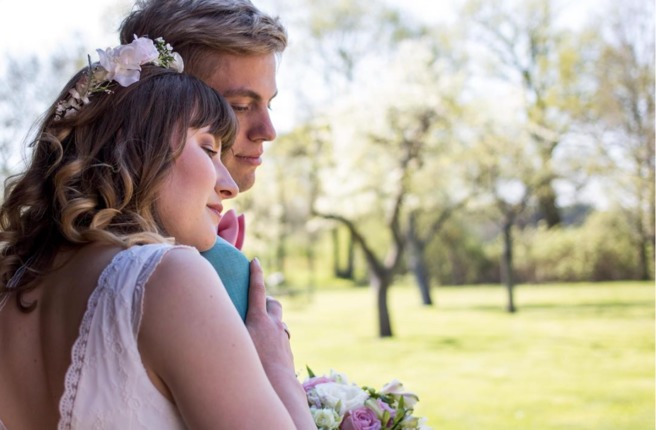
[282,322,291,339]
[247,258,266,314]
[265,295,283,320]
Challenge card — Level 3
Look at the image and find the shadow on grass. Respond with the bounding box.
[444,300,653,313]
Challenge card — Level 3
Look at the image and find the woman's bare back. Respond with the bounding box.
[0,245,120,429]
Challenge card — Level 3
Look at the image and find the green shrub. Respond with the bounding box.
[514,210,645,282]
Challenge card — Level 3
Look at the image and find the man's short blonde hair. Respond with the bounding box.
[119,0,288,79]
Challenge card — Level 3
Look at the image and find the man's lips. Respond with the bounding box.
[235,153,263,166]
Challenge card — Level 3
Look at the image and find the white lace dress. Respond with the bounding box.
[56,243,188,429]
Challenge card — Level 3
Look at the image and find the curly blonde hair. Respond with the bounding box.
[119,0,288,80]
[0,65,237,311]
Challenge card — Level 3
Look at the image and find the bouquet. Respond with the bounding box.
[302,367,432,430]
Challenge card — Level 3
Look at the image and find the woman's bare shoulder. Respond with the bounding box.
[142,245,234,323]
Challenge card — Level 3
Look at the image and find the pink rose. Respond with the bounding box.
[340,407,381,430]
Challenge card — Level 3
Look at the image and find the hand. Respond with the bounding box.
[245,258,295,375]
[245,259,317,429]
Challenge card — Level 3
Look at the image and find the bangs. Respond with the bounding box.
[187,80,238,152]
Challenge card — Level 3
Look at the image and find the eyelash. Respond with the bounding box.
[204,147,219,158]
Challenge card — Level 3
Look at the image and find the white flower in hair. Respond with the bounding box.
[97,36,159,87]
[54,36,185,121]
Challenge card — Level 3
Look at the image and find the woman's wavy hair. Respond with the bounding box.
[119,0,288,80]
[0,65,237,311]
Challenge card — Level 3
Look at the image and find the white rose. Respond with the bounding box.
[315,382,369,415]
[310,407,341,430]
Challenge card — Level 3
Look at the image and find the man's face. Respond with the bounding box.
[205,53,278,192]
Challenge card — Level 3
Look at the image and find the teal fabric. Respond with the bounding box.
[200,236,250,321]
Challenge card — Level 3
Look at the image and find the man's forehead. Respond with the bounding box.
[202,53,278,100]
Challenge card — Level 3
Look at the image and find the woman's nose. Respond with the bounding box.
[216,163,238,199]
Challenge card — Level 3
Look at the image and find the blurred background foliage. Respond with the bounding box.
[0,0,653,336]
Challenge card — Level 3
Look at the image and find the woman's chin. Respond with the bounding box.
[197,236,218,252]
[178,233,217,253]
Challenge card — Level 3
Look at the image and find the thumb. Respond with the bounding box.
[247,258,266,315]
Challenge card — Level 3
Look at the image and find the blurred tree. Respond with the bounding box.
[239,121,332,291]
[464,0,596,228]
[589,0,654,280]
[314,105,432,337]
[465,119,550,312]
[292,0,426,85]
[0,51,83,189]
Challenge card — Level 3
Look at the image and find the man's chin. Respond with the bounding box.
[235,175,256,193]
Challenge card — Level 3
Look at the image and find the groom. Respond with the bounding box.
[119,0,287,320]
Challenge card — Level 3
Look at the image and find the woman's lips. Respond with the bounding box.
[208,205,223,222]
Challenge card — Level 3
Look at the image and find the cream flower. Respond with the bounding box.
[53,36,183,121]
[96,36,158,87]
[315,382,369,415]
[310,407,341,430]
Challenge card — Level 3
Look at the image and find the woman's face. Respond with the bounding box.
[156,127,238,251]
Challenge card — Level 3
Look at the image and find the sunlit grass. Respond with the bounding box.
[278,281,655,429]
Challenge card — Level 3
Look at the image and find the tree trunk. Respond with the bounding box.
[276,228,286,275]
[332,228,339,276]
[370,272,393,337]
[407,214,433,305]
[537,183,561,228]
[501,220,516,313]
[636,216,651,280]
[345,229,355,279]
[332,227,355,280]
[638,238,649,280]
[306,236,316,297]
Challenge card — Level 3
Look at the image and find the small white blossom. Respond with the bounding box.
[310,407,341,430]
[315,382,369,415]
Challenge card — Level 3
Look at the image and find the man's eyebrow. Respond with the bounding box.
[222,88,278,102]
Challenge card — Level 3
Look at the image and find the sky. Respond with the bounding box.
[0,0,597,134]
[0,0,461,58]
[0,0,465,135]
[0,0,126,57]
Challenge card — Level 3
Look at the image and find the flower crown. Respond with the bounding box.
[54,36,184,121]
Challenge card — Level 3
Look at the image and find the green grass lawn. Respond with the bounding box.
[278,281,655,430]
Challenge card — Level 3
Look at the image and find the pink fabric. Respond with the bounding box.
[217,209,245,250]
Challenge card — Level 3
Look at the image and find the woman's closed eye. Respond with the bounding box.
[203,146,219,158]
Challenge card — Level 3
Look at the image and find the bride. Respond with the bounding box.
[0,37,315,429]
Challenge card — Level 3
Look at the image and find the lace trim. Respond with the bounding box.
[57,248,131,430]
